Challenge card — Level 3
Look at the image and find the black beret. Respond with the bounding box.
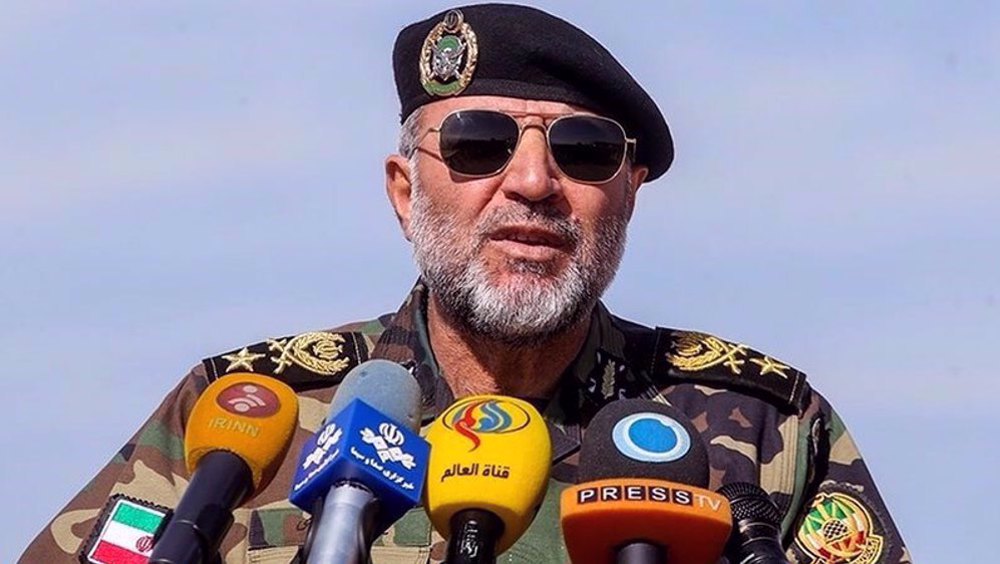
[393,3,674,181]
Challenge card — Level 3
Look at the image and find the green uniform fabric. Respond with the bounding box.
[20,281,910,563]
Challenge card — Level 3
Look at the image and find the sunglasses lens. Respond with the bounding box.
[439,110,519,176]
[549,116,627,183]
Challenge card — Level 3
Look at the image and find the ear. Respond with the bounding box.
[385,154,415,241]
[623,164,649,220]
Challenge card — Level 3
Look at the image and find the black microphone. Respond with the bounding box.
[717,482,790,564]
[560,399,732,564]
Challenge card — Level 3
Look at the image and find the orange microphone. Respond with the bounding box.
[149,373,299,564]
[560,399,731,564]
[425,395,552,563]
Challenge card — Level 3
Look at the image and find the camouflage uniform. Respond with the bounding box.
[20,281,910,564]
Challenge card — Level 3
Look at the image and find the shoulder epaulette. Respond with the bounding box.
[203,331,370,390]
[651,328,811,414]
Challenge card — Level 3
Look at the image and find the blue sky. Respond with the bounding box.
[3,2,997,561]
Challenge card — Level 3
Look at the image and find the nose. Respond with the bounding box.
[498,123,560,202]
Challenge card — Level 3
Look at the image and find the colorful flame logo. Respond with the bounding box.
[442,398,532,450]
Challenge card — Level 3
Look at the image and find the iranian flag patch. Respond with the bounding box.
[80,495,170,564]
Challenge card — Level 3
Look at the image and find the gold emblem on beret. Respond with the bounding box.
[420,9,478,97]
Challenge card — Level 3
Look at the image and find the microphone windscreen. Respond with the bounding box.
[425,395,552,554]
[184,373,299,495]
[327,359,421,431]
[718,482,782,527]
[561,399,730,564]
[578,399,708,487]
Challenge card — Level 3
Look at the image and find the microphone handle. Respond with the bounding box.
[730,522,789,564]
[305,482,378,564]
[616,541,665,564]
[150,451,253,564]
[446,509,504,564]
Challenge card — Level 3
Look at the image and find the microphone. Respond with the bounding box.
[560,399,732,564]
[289,360,429,564]
[424,395,552,564]
[717,482,789,564]
[149,373,299,564]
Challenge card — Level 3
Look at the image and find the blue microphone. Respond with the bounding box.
[289,360,429,564]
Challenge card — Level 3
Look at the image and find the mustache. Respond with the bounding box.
[474,203,581,246]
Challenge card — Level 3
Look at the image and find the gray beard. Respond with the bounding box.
[408,175,629,347]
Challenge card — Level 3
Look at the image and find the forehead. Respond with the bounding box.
[418,95,598,124]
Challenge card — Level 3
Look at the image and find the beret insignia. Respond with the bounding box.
[420,9,478,97]
[203,331,368,391]
[794,490,886,564]
[394,4,674,179]
[653,329,810,414]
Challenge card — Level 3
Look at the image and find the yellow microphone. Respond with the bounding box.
[184,373,299,493]
[425,395,551,563]
[150,373,299,563]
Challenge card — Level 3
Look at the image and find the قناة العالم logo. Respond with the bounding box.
[442,398,531,451]
[611,412,691,463]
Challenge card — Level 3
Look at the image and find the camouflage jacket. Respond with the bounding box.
[21,281,910,564]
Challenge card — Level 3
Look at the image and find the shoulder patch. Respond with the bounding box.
[203,331,369,390]
[78,494,170,564]
[652,329,810,414]
[792,486,888,564]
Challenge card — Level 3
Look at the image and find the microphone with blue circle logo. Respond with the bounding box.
[560,399,732,564]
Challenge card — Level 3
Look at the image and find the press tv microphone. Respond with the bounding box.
[149,373,299,564]
[717,482,789,564]
[289,359,429,564]
[425,395,552,564]
[560,399,732,564]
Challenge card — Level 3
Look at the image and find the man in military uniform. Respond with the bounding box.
[20,4,910,564]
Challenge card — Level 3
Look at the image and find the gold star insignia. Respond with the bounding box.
[222,347,265,373]
[750,356,791,379]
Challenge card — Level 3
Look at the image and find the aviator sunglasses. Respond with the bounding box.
[416,109,636,184]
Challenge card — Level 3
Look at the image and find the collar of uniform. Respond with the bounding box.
[369,281,650,463]
[368,280,455,423]
[565,300,631,386]
[542,300,652,462]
